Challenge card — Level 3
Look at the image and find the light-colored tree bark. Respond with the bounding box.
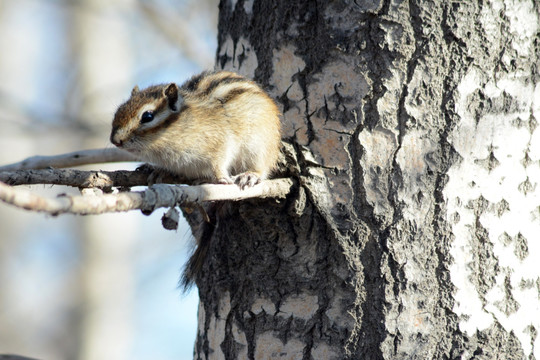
[187,0,540,359]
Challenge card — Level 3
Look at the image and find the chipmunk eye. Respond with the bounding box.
[141,111,155,124]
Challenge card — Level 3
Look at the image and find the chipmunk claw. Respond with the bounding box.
[232,172,261,190]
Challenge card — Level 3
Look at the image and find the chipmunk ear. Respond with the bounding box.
[131,85,140,96]
[164,83,180,111]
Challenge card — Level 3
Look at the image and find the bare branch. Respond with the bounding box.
[0,179,294,216]
[0,148,138,171]
[0,168,185,189]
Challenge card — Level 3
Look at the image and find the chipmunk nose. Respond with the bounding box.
[110,131,124,147]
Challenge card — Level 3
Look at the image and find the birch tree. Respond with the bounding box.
[188,0,540,359]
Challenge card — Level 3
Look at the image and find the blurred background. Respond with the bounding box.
[0,0,218,359]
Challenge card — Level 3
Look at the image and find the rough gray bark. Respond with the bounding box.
[186,0,540,359]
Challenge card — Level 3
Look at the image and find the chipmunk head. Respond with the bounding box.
[110,83,182,153]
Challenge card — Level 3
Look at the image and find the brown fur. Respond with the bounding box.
[110,70,282,183]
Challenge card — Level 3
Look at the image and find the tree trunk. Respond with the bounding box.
[188,0,540,359]
[70,1,136,359]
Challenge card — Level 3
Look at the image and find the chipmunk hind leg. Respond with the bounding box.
[209,138,242,185]
[229,133,279,189]
[231,151,275,189]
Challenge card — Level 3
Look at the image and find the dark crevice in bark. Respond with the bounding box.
[216,0,233,68]
[348,120,383,359]
[243,310,257,360]
[431,1,478,356]
[222,309,240,359]
[250,1,279,85]
[302,92,316,145]
[284,1,334,76]
[352,0,403,357]
[202,301,212,359]
[355,232,385,359]
[300,289,330,360]
[357,0,395,130]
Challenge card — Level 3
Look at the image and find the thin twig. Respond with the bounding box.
[0,168,185,189]
[0,148,138,171]
[0,179,294,216]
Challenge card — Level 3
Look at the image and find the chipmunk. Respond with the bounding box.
[111,70,282,288]
[110,70,281,189]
